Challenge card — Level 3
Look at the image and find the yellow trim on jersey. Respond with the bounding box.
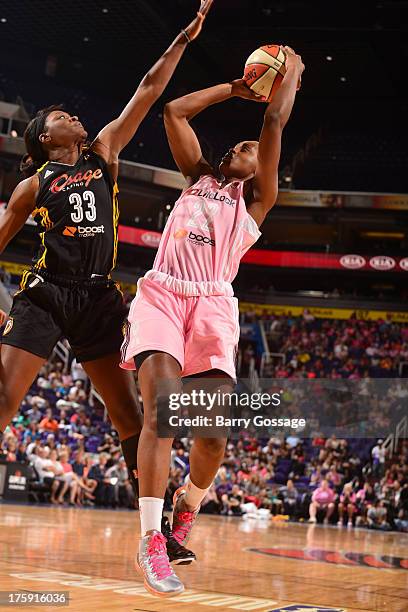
[32,206,53,230]
[114,281,124,297]
[30,206,52,269]
[111,182,120,271]
[36,232,48,269]
[20,270,30,290]
[13,269,30,296]
[36,161,50,173]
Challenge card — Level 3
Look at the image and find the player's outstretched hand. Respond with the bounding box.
[231,79,266,102]
[184,0,214,42]
[282,45,305,90]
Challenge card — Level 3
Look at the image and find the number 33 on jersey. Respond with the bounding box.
[32,150,119,277]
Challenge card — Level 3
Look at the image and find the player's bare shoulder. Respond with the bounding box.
[11,173,40,213]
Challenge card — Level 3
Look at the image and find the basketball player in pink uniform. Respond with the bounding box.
[121,46,304,596]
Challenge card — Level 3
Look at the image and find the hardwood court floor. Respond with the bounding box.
[0,503,407,611]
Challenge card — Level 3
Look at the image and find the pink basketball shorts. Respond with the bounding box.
[120,277,240,379]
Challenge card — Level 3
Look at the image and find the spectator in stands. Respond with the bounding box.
[79,455,98,505]
[88,453,114,507]
[280,479,300,518]
[221,484,244,516]
[371,440,386,477]
[70,358,88,385]
[327,464,343,491]
[367,500,391,530]
[30,446,60,492]
[68,380,87,405]
[25,403,43,424]
[201,485,222,515]
[116,457,135,508]
[39,409,59,434]
[16,441,27,462]
[55,450,78,505]
[97,434,120,455]
[48,449,64,504]
[355,481,376,526]
[309,479,336,524]
[105,457,134,508]
[4,437,17,461]
[337,482,357,527]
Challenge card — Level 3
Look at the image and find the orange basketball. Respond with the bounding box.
[244,44,287,102]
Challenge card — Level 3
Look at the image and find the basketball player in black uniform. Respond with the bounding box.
[0,0,213,563]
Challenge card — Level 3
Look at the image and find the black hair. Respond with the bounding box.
[20,104,64,178]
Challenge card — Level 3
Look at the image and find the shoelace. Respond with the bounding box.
[146,533,172,580]
[173,511,195,544]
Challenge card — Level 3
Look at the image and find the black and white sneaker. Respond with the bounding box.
[161,516,196,565]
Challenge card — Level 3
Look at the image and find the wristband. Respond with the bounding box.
[181,29,191,43]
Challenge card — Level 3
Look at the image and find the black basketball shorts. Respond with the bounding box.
[1,271,128,363]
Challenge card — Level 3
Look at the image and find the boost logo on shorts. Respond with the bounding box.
[188,231,215,247]
[3,317,13,336]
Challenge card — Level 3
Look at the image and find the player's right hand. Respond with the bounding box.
[231,79,266,102]
[282,46,305,90]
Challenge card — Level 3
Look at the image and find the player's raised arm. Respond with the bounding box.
[248,46,304,227]
[164,81,262,184]
[0,175,38,255]
[93,0,214,170]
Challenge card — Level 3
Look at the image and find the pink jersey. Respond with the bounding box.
[144,174,261,296]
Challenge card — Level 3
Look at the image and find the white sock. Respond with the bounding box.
[139,497,164,536]
[183,475,209,510]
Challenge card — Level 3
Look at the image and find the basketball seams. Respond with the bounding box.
[245,66,274,92]
[244,43,287,101]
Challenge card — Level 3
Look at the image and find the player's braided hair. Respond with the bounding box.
[20,105,90,178]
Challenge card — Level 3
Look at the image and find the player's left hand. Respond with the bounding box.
[184,0,214,42]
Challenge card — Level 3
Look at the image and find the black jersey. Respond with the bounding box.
[31,150,119,277]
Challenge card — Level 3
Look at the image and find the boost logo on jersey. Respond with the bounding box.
[63,225,105,238]
[188,231,215,247]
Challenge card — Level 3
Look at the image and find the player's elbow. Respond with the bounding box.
[264,109,284,130]
[164,100,187,121]
[164,101,178,119]
[163,102,175,120]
